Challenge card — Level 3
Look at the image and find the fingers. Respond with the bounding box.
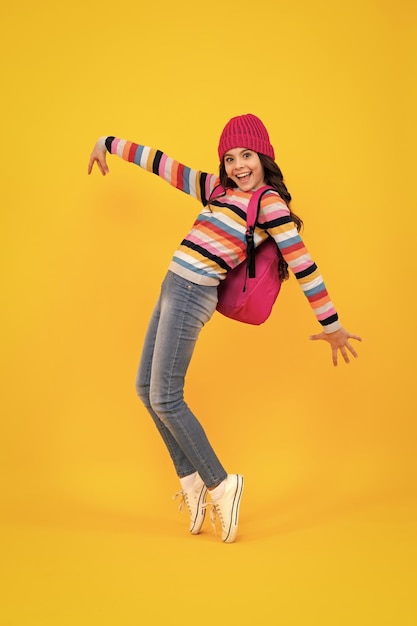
[96,158,107,176]
[340,346,350,364]
[87,155,108,176]
[87,142,109,176]
[339,340,361,365]
[309,333,324,341]
[346,342,358,359]
[99,152,109,175]
[310,327,361,365]
[332,346,350,366]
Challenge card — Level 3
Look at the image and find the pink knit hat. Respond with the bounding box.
[218,114,275,161]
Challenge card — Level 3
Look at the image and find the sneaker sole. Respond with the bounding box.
[223,475,244,543]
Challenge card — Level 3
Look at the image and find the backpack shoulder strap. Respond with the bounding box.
[208,183,225,203]
[246,185,275,228]
[245,186,276,280]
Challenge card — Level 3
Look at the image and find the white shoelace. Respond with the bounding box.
[173,490,190,514]
[202,501,223,535]
[174,491,222,536]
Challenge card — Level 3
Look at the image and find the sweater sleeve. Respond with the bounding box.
[104,136,217,206]
[258,191,341,333]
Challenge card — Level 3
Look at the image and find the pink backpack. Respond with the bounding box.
[210,185,282,325]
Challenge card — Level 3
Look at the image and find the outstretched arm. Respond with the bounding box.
[309,327,362,366]
[88,135,217,205]
[258,193,362,365]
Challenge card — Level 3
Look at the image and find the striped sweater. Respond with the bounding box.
[104,137,340,333]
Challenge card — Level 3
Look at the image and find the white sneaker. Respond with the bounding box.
[173,476,208,535]
[206,474,244,543]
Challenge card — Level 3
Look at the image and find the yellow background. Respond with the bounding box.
[1,0,416,624]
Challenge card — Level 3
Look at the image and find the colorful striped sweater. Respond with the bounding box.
[104,136,340,333]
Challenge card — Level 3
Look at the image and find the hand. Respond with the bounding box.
[87,138,109,176]
[309,327,362,366]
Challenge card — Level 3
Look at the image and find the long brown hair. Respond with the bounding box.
[219,154,303,281]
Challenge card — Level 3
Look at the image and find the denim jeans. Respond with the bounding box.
[136,271,228,488]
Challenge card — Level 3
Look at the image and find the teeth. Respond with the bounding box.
[237,173,250,178]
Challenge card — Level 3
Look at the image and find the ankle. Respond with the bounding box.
[180,472,198,491]
[209,478,227,501]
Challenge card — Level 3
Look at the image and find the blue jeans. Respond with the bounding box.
[136,271,228,488]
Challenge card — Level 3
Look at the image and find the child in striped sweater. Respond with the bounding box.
[88,114,361,543]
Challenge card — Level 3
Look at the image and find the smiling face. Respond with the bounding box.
[223,147,266,192]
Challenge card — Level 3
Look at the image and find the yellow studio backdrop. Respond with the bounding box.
[1,0,416,624]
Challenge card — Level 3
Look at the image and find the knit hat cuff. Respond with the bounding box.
[218,114,275,161]
[220,135,274,160]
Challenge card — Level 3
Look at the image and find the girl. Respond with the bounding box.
[88,114,361,543]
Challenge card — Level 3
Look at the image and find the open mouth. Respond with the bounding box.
[236,172,251,182]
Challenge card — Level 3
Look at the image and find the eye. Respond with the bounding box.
[225,157,233,163]
[243,151,252,158]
